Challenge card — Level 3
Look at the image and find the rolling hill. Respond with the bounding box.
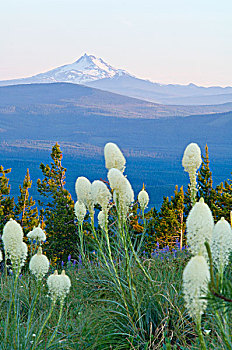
[1,83,232,120]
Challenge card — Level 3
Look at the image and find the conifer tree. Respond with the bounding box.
[145,186,185,251]
[156,196,176,246]
[0,166,14,232]
[197,144,213,205]
[171,185,185,249]
[211,180,232,222]
[14,168,39,234]
[37,143,77,261]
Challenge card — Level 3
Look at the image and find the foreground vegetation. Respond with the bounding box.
[1,142,232,349]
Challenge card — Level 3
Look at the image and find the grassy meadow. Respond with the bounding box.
[1,142,232,350]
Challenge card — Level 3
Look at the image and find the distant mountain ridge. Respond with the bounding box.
[1,54,232,105]
[1,83,232,120]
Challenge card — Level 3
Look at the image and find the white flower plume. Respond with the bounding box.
[29,247,49,279]
[75,176,94,214]
[74,201,86,224]
[182,143,202,173]
[98,210,108,230]
[104,142,126,172]
[183,255,209,321]
[47,270,71,300]
[20,242,28,268]
[211,217,232,274]
[2,219,26,268]
[27,225,46,242]
[182,143,202,205]
[109,171,134,219]
[107,168,125,191]
[186,198,214,257]
[138,188,149,211]
[91,180,112,211]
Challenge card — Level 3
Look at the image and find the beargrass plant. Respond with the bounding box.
[2,141,232,349]
[0,219,71,350]
[72,142,196,349]
[182,142,232,350]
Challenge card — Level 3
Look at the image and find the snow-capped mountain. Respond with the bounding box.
[0,54,131,86]
[1,53,232,105]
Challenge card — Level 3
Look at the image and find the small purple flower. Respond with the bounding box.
[68,254,71,262]
[73,259,77,266]
[61,261,64,267]
[33,239,36,244]
[78,254,82,267]
[19,274,22,279]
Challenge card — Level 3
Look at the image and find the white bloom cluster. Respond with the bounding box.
[0,250,3,262]
[20,242,28,267]
[211,217,232,273]
[91,180,112,211]
[29,247,50,279]
[108,168,134,219]
[74,201,86,224]
[27,225,46,242]
[98,210,107,230]
[118,176,134,208]
[138,189,149,211]
[107,168,124,191]
[182,143,202,205]
[186,198,214,257]
[183,255,210,320]
[47,270,71,301]
[182,143,202,173]
[75,176,94,214]
[104,142,126,173]
[2,219,27,269]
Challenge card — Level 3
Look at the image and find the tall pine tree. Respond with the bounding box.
[14,168,39,234]
[171,185,185,249]
[211,180,232,222]
[0,166,14,232]
[37,143,77,262]
[197,144,213,205]
[146,186,185,250]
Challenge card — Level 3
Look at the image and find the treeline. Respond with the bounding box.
[0,143,232,261]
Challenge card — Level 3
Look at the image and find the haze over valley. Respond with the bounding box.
[0,55,232,207]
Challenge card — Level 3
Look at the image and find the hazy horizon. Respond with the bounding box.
[1,0,232,87]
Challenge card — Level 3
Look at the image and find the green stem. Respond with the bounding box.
[189,171,197,206]
[78,223,85,262]
[25,280,42,344]
[196,316,207,350]
[47,299,64,346]
[12,263,21,349]
[124,222,153,283]
[136,210,146,254]
[32,299,56,350]
[103,217,137,332]
[204,242,215,288]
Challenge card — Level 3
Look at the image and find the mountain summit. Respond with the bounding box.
[0,54,130,86]
[1,54,232,105]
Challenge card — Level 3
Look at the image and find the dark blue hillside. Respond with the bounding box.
[0,83,232,208]
[1,153,232,210]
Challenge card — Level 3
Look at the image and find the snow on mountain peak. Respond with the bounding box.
[30,53,131,85]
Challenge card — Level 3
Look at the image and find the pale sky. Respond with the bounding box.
[1,0,232,86]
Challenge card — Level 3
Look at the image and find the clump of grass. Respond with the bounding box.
[1,141,232,350]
